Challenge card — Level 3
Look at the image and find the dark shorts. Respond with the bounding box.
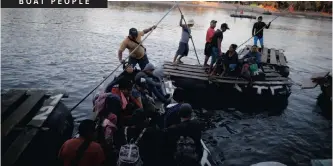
[128,53,149,70]
[176,42,189,57]
[204,42,212,56]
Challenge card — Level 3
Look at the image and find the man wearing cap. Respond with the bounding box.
[165,103,203,163]
[118,25,156,70]
[135,63,171,105]
[252,16,271,51]
[209,23,230,73]
[173,15,195,64]
[203,20,217,67]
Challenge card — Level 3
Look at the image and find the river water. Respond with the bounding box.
[1,2,332,166]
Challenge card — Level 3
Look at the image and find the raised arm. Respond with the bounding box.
[265,22,271,29]
[179,15,186,28]
[143,25,157,34]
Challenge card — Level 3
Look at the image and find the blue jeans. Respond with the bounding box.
[128,54,149,70]
[254,36,264,47]
[210,47,219,69]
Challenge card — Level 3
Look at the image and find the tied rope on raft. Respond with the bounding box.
[236,3,294,51]
[176,4,201,65]
[69,2,179,112]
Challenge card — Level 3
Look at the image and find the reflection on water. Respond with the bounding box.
[1,2,332,166]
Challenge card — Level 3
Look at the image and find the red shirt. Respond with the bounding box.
[58,138,105,166]
[206,27,215,43]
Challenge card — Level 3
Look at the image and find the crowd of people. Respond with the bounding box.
[57,14,273,166]
[58,62,203,166]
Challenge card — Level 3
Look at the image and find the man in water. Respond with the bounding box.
[173,15,194,64]
[203,20,217,67]
[118,25,156,70]
[209,23,230,73]
[252,16,271,51]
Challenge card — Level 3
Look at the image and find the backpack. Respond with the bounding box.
[174,136,198,164]
[117,127,146,166]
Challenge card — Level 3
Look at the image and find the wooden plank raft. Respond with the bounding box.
[1,89,67,166]
[244,45,288,66]
[163,62,292,85]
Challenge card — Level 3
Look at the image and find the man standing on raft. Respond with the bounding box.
[118,25,156,70]
[173,15,194,64]
[252,16,271,51]
[203,20,217,67]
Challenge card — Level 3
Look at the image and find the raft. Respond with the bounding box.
[230,14,256,19]
[162,46,292,110]
[263,11,272,15]
[1,89,74,166]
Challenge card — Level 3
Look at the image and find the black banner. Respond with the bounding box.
[2,0,108,8]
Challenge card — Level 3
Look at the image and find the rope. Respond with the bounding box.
[69,2,178,112]
[236,3,293,50]
[176,4,201,65]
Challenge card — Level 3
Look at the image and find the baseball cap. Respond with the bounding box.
[210,20,217,23]
[135,77,147,88]
[221,23,230,30]
[129,28,138,37]
[143,63,155,71]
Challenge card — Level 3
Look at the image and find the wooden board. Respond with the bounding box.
[301,72,330,89]
[269,48,278,64]
[164,68,288,81]
[1,90,27,116]
[164,64,206,74]
[278,52,287,66]
[165,70,291,85]
[164,62,205,69]
[261,47,268,63]
[164,63,279,75]
[2,91,45,138]
[28,94,64,128]
[3,128,39,166]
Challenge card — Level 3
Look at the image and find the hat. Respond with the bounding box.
[129,28,138,37]
[221,23,230,30]
[210,20,217,24]
[187,19,195,25]
[135,77,147,88]
[143,63,155,71]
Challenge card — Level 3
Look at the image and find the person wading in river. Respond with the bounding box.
[252,16,271,51]
[209,23,230,74]
[118,25,156,70]
[173,15,194,64]
[203,20,217,67]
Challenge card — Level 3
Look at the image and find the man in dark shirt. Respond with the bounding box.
[209,23,230,73]
[252,16,271,51]
[165,103,203,165]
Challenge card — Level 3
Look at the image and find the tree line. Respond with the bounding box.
[223,1,332,13]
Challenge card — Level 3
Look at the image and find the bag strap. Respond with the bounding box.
[70,139,92,166]
[134,128,146,144]
[127,36,146,51]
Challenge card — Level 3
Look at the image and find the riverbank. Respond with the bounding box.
[109,1,332,20]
